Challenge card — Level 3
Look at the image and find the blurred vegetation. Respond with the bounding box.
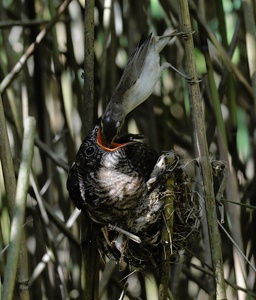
[0,0,256,299]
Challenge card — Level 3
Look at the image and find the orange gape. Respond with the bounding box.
[96,127,132,152]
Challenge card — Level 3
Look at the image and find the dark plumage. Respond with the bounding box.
[66,123,166,268]
[67,124,200,268]
[66,123,158,225]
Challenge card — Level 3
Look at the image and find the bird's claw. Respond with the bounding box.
[187,77,202,85]
[163,62,201,83]
[174,30,195,40]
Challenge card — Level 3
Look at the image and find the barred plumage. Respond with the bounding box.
[67,125,200,268]
[66,123,158,225]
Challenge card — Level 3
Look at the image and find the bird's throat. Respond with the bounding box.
[97,129,131,152]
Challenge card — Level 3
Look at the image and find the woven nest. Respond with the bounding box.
[97,151,201,269]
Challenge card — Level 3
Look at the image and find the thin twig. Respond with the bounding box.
[2,117,36,300]
[218,221,256,272]
[0,18,69,29]
[34,136,69,172]
[29,205,81,287]
[189,0,253,98]
[189,262,256,298]
[0,0,72,94]
[242,0,256,116]
[177,0,227,299]
[99,261,117,298]
[159,158,175,300]
[0,94,17,217]
[81,1,99,300]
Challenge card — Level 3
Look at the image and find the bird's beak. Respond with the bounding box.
[97,129,132,152]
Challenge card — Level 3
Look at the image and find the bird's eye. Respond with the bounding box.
[84,145,97,157]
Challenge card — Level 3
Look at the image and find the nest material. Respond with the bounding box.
[97,151,201,269]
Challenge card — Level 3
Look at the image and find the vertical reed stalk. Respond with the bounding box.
[177,0,227,298]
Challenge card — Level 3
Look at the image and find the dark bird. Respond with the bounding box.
[66,121,158,225]
[66,120,183,267]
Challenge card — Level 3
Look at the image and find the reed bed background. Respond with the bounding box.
[0,0,255,299]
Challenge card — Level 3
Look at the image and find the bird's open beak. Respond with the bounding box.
[97,129,132,152]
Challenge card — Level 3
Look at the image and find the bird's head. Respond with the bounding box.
[99,113,124,148]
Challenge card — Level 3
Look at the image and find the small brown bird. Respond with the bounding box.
[101,31,178,147]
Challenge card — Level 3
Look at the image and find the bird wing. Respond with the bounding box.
[66,163,84,210]
[109,33,153,103]
[124,141,158,180]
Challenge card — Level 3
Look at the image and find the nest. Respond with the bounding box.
[97,151,201,269]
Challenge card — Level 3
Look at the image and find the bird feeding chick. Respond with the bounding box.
[101,30,189,148]
[67,31,200,269]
